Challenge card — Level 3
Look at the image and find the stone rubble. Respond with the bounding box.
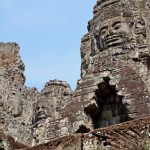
[23,117,150,150]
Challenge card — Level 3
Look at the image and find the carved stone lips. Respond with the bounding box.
[105,35,120,44]
[37,111,46,117]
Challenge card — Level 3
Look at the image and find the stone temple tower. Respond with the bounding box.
[76,0,150,129]
[31,0,150,145]
[39,0,150,141]
[0,0,150,148]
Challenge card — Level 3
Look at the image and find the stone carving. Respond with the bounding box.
[0,0,150,148]
[96,17,131,51]
[79,0,150,135]
[31,80,72,145]
[35,100,50,121]
[9,88,22,117]
[133,16,147,47]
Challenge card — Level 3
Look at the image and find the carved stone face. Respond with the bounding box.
[134,17,146,35]
[36,101,48,121]
[98,17,130,50]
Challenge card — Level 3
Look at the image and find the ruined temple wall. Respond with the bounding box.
[15,0,150,145]
[24,117,150,150]
[0,43,39,145]
[31,80,73,146]
[1,0,150,147]
[37,0,150,138]
[0,42,74,146]
[71,0,150,131]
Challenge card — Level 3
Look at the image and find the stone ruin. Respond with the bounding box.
[0,0,150,149]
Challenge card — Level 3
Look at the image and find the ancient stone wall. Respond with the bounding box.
[0,43,72,146]
[75,0,150,130]
[0,0,150,148]
[0,43,39,146]
[46,0,150,138]
[0,132,27,150]
[23,117,150,150]
[32,80,72,146]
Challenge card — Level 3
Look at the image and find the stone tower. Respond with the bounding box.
[31,0,150,144]
[0,0,150,148]
[78,0,150,128]
[30,0,150,146]
[0,43,73,146]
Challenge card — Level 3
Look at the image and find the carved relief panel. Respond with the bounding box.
[82,0,150,75]
[96,17,132,51]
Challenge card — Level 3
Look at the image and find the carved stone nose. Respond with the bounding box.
[105,31,111,38]
[109,27,114,35]
[39,107,42,111]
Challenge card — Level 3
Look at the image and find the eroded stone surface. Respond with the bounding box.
[23,117,150,150]
[0,0,150,148]
[32,80,72,145]
[0,132,27,150]
[78,0,150,129]
[0,43,72,146]
[0,43,38,146]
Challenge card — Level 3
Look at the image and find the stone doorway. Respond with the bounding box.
[84,78,128,129]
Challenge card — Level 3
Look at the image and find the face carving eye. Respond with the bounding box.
[100,27,108,36]
[136,23,142,28]
[113,25,121,30]
[101,29,107,35]
[136,19,145,28]
[112,21,121,30]
[37,107,40,110]
[140,20,145,26]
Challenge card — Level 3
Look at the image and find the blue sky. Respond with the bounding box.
[0,0,96,91]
